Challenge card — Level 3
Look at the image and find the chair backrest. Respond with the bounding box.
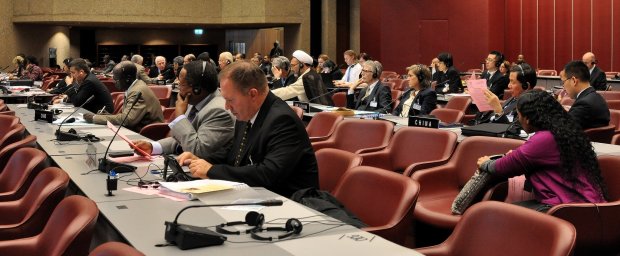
[162,107,177,122]
[113,94,125,114]
[148,85,172,106]
[545,156,620,255]
[390,89,402,102]
[444,96,471,112]
[110,92,123,105]
[329,119,394,153]
[0,115,19,131]
[0,111,15,116]
[331,92,347,107]
[102,80,119,93]
[430,108,464,123]
[0,167,69,240]
[399,79,409,91]
[333,166,420,245]
[139,123,171,141]
[609,109,620,133]
[0,135,37,171]
[606,100,620,110]
[599,91,620,101]
[388,127,458,175]
[537,69,558,76]
[417,201,576,256]
[89,242,145,256]
[0,123,25,150]
[0,147,49,201]
[306,112,343,139]
[290,105,304,119]
[315,148,362,193]
[584,124,615,144]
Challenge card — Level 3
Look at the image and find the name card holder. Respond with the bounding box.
[34,109,54,123]
[293,101,310,113]
[408,115,439,128]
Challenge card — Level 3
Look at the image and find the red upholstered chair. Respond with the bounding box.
[102,80,119,93]
[89,241,145,256]
[0,195,98,256]
[399,79,409,91]
[0,115,19,130]
[359,127,457,176]
[613,134,620,145]
[331,92,347,107]
[411,136,524,230]
[537,69,558,76]
[430,108,464,123]
[380,71,398,80]
[110,92,123,105]
[390,89,402,103]
[0,124,25,152]
[444,96,471,113]
[148,85,172,106]
[0,148,49,201]
[544,155,620,255]
[305,112,343,142]
[0,111,15,116]
[311,119,394,154]
[389,79,403,90]
[315,148,362,193]
[606,100,620,110]
[599,91,620,100]
[333,166,420,245]
[113,94,125,114]
[162,107,177,122]
[584,124,615,144]
[139,123,171,141]
[0,167,69,240]
[290,105,304,119]
[609,109,620,134]
[0,135,37,170]
[416,201,576,256]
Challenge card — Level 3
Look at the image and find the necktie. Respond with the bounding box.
[187,107,198,122]
[361,86,372,102]
[345,65,352,82]
[234,122,251,167]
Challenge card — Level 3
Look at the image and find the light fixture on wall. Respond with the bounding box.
[194,28,204,35]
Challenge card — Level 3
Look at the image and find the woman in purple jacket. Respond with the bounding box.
[477,90,608,212]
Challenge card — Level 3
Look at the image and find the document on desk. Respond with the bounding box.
[466,79,493,111]
[52,113,91,126]
[158,179,248,201]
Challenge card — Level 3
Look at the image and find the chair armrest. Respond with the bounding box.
[355,145,389,154]
[358,150,392,171]
[411,165,459,199]
[309,136,330,143]
[482,181,508,201]
[416,245,451,255]
[311,140,335,152]
[403,158,451,177]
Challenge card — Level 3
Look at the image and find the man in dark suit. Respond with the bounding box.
[562,60,610,129]
[270,56,296,90]
[344,60,392,113]
[481,50,509,99]
[177,61,318,197]
[582,52,608,91]
[148,56,175,82]
[430,58,443,82]
[54,58,114,114]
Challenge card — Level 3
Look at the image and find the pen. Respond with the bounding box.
[97,106,106,114]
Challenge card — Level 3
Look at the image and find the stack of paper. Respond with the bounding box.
[158,179,248,200]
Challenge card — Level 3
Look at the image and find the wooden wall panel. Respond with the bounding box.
[592,0,613,70]
[504,0,522,62]
[613,0,620,71]
[554,0,573,71]
[572,0,592,61]
[538,0,555,70]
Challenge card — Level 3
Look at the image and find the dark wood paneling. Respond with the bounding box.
[521,0,538,69]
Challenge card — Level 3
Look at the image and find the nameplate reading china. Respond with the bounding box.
[408,116,439,128]
[293,101,309,113]
[34,109,54,123]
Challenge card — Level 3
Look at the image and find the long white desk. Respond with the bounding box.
[9,103,421,255]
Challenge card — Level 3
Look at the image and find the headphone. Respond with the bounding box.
[415,64,426,82]
[515,64,530,90]
[216,211,265,235]
[370,61,382,79]
[65,129,101,142]
[115,65,136,90]
[192,61,208,95]
[250,218,303,241]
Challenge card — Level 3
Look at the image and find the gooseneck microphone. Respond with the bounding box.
[165,199,283,250]
[98,91,143,174]
[55,95,95,141]
[307,88,338,103]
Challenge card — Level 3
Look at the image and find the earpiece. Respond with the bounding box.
[216,211,265,235]
[250,218,303,241]
[515,64,529,90]
[415,64,425,82]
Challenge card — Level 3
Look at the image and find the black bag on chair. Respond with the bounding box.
[290,188,367,228]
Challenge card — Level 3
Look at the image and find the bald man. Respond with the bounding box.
[582,52,608,91]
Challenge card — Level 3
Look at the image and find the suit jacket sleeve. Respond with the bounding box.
[446,68,461,93]
[207,114,307,188]
[346,89,359,109]
[420,90,437,115]
[68,80,94,107]
[161,106,234,159]
[490,75,509,98]
[592,70,607,91]
[376,85,393,113]
[91,84,158,131]
[568,100,591,129]
[272,77,307,101]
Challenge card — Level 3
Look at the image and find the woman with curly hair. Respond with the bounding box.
[477,90,608,212]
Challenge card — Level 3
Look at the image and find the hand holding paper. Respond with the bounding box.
[106,121,151,158]
[466,79,494,112]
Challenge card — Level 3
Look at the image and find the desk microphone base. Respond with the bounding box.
[98,158,137,173]
[165,221,226,250]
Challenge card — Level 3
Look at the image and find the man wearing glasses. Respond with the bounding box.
[481,50,509,99]
[560,60,610,130]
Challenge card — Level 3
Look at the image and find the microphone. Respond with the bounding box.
[165,199,284,250]
[55,95,95,141]
[98,92,143,174]
[373,97,398,116]
[307,88,338,103]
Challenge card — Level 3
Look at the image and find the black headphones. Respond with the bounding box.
[491,51,505,68]
[515,64,529,90]
[65,129,101,142]
[415,64,425,82]
[192,61,208,95]
[216,211,265,235]
[371,61,382,79]
[250,218,303,241]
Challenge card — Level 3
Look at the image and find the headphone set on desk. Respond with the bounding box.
[214,211,303,241]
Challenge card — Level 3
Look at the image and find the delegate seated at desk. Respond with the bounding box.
[83,61,164,132]
[177,62,318,197]
[560,61,610,130]
[392,64,436,117]
[133,61,234,160]
[271,50,333,105]
[53,58,114,114]
[342,60,392,113]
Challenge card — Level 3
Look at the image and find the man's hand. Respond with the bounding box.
[83,113,94,123]
[157,74,164,80]
[272,66,282,80]
[175,92,190,117]
[65,75,74,85]
[52,95,67,104]
[483,89,503,113]
[177,152,199,166]
[188,159,213,179]
[132,140,154,154]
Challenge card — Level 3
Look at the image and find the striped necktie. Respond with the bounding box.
[234,122,252,166]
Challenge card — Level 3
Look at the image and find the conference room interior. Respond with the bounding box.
[2,0,620,255]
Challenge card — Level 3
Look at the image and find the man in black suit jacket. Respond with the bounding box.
[178,61,318,197]
[562,60,610,129]
[55,58,114,114]
[582,52,608,91]
[435,52,462,94]
[344,60,392,113]
[270,56,296,90]
[148,56,175,82]
[481,51,509,98]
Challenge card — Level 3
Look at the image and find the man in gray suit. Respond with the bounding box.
[133,60,234,159]
[131,54,151,84]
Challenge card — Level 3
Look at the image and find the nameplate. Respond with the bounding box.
[156,80,166,85]
[293,101,310,113]
[408,116,439,128]
[34,109,54,123]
